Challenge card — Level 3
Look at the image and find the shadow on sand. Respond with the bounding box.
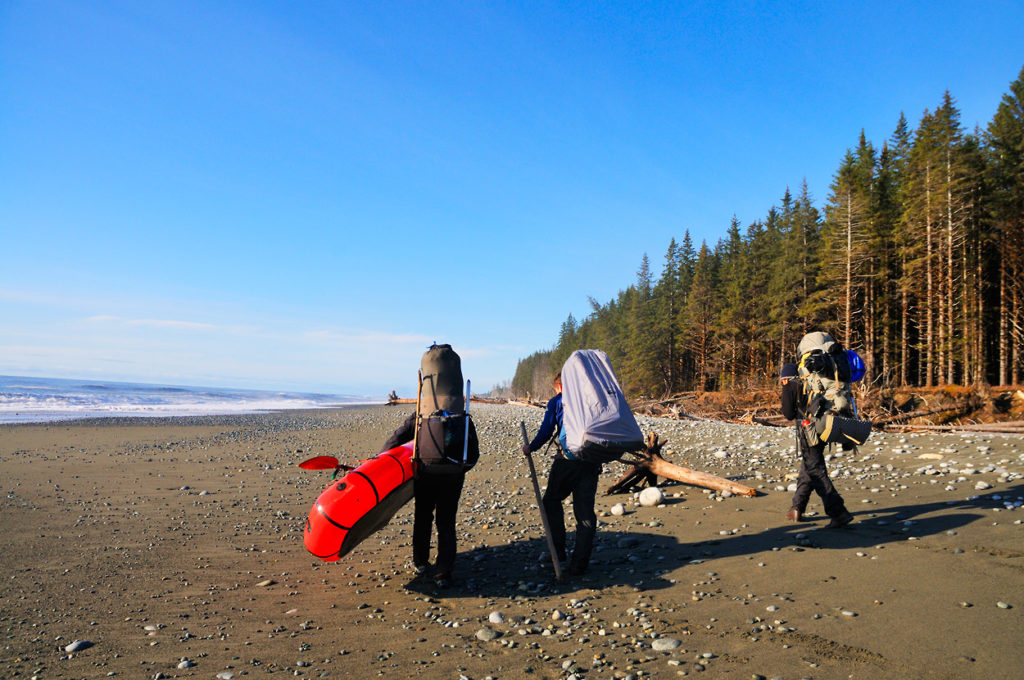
[402,484,1020,598]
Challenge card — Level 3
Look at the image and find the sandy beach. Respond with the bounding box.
[1,404,1021,679]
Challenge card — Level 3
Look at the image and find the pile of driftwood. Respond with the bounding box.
[387,395,509,406]
[632,387,1024,435]
[863,388,1023,434]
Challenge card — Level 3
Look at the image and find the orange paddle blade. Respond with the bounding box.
[298,455,340,470]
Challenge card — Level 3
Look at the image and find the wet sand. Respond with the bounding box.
[1,405,1021,679]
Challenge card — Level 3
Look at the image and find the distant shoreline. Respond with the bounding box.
[0,374,383,425]
[0,404,389,428]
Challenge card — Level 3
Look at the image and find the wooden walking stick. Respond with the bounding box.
[520,421,563,582]
[411,370,423,478]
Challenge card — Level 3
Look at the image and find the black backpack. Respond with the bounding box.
[417,412,480,472]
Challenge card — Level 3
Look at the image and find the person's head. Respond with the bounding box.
[553,371,562,393]
[780,363,798,385]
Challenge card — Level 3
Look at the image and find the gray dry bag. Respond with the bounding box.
[560,349,644,464]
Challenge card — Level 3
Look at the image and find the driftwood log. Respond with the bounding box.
[752,415,789,428]
[606,460,658,493]
[871,405,970,426]
[388,396,511,406]
[607,432,757,497]
[882,421,1024,434]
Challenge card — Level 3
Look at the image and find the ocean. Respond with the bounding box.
[0,375,378,424]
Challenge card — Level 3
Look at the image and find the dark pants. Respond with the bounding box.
[542,458,600,572]
[792,429,848,518]
[412,471,465,577]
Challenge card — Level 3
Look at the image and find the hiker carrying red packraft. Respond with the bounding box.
[383,343,479,588]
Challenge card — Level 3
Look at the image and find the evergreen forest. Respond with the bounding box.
[510,67,1024,400]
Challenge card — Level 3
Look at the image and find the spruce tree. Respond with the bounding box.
[716,217,752,388]
[889,113,916,386]
[684,242,720,392]
[653,239,683,394]
[986,66,1024,385]
[871,140,902,384]
[820,143,874,346]
[627,255,659,395]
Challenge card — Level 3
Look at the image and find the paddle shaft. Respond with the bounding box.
[463,379,471,465]
[520,421,563,582]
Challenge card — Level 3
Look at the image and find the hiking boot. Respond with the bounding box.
[785,508,802,522]
[411,562,429,576]
[567,564,587,577]
[826,511,854,529]
[433,574,452,589]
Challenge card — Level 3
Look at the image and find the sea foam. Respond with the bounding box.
[0,375,378,423]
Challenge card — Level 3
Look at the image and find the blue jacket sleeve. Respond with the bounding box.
[528,394,561,451]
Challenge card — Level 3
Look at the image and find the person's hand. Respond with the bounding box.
[522,444,532,456]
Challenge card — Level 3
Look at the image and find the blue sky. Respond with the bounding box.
[2,1,1022,396]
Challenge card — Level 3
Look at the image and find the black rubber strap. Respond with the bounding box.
[382,451,409,482]
[350,470,379,503]
[315,504,352,530]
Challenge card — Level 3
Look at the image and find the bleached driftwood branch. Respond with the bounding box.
[608,432,757,497]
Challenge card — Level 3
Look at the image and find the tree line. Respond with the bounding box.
[510,67,1024,400]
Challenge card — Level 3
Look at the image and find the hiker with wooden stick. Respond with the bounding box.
[521,372,600,577]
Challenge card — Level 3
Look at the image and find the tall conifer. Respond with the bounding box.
[986,66,1024,385]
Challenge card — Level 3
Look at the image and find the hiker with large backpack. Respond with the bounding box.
[780,331,870,528]
[383,344,479,588]
[521,349,644,576]
[522,371,598,576]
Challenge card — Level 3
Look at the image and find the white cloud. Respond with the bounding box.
[301,329,434,347]
[1,289,520,393]
[128,318,219,330]
[84,315,220,331]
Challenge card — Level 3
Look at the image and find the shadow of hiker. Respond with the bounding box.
[401,485,1021,597]
[402,531,684,598]
[672,484,1022,562]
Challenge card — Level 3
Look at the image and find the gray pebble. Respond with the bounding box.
[64,640,92,653]
[652,637,681,651]
[475,627,499,641]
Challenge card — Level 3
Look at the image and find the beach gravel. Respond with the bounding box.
[1,404,1022,679]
